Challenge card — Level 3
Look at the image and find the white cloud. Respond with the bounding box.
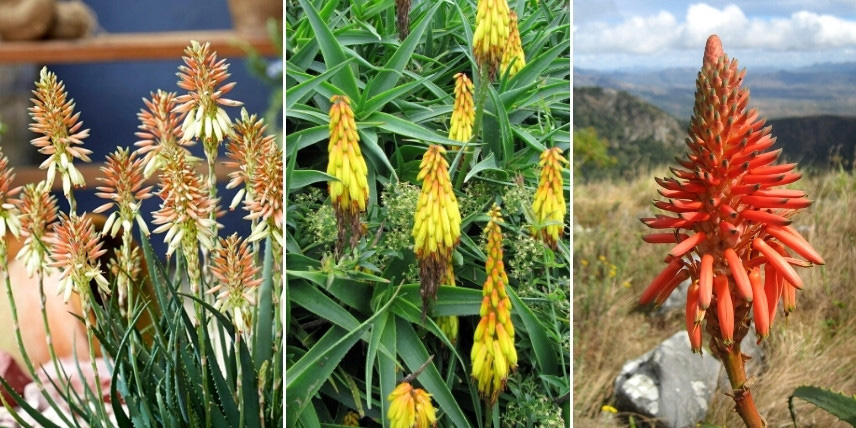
[575,2,856,55]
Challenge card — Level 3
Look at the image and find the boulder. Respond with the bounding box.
[614,331,721,428]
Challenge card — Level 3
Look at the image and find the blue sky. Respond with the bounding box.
[574,1,856,70]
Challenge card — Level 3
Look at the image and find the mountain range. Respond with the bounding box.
[574,62,856,120]
[574,86,856,172]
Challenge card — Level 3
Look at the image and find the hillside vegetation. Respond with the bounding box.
[573,169,856,427]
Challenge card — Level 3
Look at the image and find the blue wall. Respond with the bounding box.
[44,0,278,256]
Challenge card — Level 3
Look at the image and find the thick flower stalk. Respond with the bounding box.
[413,145,461,319]
[0,149,21,244]
[531,147,567,248]
[225,108,276,210]
[395,0,411,40]
[49,213,108,308]
[134,90,191,178]
[29,66,92,209]
[386,382,437,428]
[208,233,262,336]
[448,73,475,143]
[151,145,218,292]
[328,95,369,252]
[639,35,823,428]
[15,182,59,277]
[472,0,511,79]
[94,147,152,309]
[471,204,517,404]
[174,40,241,146]
[500,11,526,78]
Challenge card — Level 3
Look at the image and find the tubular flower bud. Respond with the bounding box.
[413,145,461,320]
[500,11,526,78]
[387,382,438,428]
[639,35,822,353]
[328,95,370,251]
[472,0,511,79]
[531,147,567,248]
[448,73,475,144]
[471,204,516,404]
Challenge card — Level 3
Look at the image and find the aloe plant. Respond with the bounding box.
[789,385,856,427]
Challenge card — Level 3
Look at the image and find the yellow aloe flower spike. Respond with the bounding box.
[448,73,475,144]
[327,95,370,251]
[413,145,461,320]
[472,0,511,79]
[501,11,526,78]
[471,204,516,404]
[531,147,567,248]
[387,382,438,428]
[434,258,459,344]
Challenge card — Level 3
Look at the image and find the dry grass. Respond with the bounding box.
[573,168,856,427]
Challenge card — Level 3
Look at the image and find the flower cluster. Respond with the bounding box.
[151,146,218,291]
[94,148,153,238]
[208,233,262,336]
[135,89,190,178]
[471,204,516,404]
[15,182,59,277]
[531,147,567,248]
[386,382,437,428]
[225,108,276,210]
[501,11,526,77]
[50,213,109,308]
[640,35,823,353]
[174,40,241,146]
[412,145,461,319]
[327,95,369,251]
[29,66,92,199]
[448,73,475,143]
[243,132,283,248]
[472,0,511,79]
[0,149,21,244]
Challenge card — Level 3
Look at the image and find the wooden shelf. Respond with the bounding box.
[0,30,278,64]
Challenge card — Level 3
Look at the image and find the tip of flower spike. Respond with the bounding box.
[704,35,724,66]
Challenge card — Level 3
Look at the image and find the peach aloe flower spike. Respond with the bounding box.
[640,35,823,427]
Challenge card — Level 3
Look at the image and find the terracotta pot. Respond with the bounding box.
[227,0,282,35]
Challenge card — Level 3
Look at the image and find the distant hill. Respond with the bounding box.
[574,86,856,174]
[575,62,856,120]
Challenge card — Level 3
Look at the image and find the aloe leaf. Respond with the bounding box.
[362,2,442,103]
[254,236,276,370]
[363,111,457,146]
[790,385,856,426]
[508,286,559,376]
[286,58,356,109]
[297,0,360,100]
[506,43,567,91]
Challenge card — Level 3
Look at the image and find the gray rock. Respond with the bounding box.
[614,331,722,428]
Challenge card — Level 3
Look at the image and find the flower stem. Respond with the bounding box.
[717,341,763,428]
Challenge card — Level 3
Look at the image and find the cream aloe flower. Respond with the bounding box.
[50,213,108,307]
[134,89,192,178]
[208,233,262,336]
[15,182,59,277]
[29,66,92,207]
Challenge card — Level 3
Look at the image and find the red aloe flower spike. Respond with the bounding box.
[748,267,769,339]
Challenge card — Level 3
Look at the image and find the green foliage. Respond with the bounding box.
[286,0,570,425]
[789,385,856,426]
[572,127,615,172]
